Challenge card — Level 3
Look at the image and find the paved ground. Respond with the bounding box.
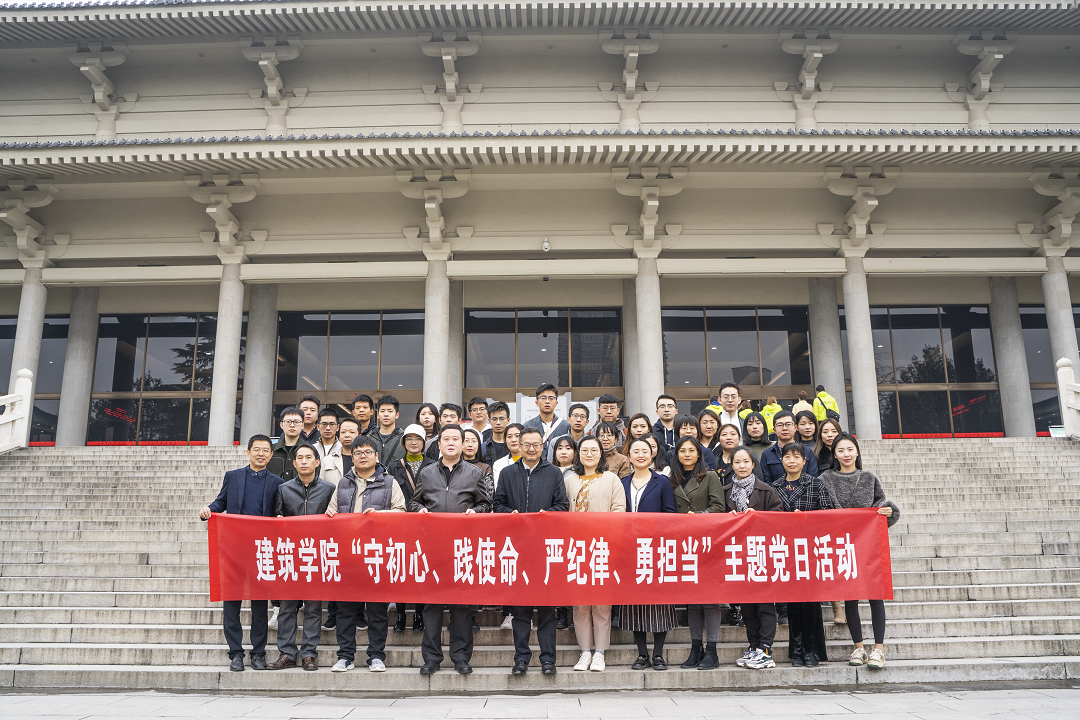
[1,686,1078,719]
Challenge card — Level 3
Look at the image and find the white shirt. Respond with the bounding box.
[492,454,518,493]
[719,411,743,432]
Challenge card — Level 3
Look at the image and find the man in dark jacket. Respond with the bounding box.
[370,395,407,466]
[267,445,335,672]
[494,427,569,676]
[410,425,491,675]
[199,434,284,673]
[522,383,571,457]
[759,410,819,484]
[267,406,313,481]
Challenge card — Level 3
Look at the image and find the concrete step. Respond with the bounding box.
[892,554,1080,572]
[894,583,1080,602]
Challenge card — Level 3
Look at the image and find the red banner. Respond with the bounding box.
[208,510,893,604]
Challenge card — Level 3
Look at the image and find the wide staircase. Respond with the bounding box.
[0,440,1077,692]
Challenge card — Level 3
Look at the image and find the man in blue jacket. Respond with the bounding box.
[759,410,819,484]
[199,434,285,673]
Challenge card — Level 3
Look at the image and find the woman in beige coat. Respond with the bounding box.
[563,436,626,672]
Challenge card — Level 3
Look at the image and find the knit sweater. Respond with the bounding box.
[816,469,900,527]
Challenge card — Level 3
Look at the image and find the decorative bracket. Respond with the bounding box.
[186,174,262,262]
[240,36,306,135]
[823,166,899,245]
[66,40,136,140]
[397,168,472,248]
[1029,166,1080,246]
[599,28,662,132]
[777,28,841,130]
[0,178,61,267]
[613,166,686,247]
[419,31,482,134]
[948,29,1017,130]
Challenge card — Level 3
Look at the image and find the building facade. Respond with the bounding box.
[1,1,1079,445]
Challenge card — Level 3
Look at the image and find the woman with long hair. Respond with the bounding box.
[670,436,725,669]
[669,415,718,471]
[697,407,722,454]
[795,410,818,452]
[741,411,772,458]
[713,423,743,477]
[551,436,578,475]
[817,433,900,670]
[415,403,441,451]
[814,417,843,471]
[619,437,677,671]
[621,413,655,455]
[564,436,625,672]
[643,434,669,476]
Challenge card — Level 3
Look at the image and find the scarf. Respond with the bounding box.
[574,472,600,512]
[731,473,756,513]
[405,453,424,479]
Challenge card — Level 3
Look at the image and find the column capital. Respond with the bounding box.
[632,241,662,260]
[424,243,453,262]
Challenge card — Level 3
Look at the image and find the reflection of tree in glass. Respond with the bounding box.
[880,344,997,434]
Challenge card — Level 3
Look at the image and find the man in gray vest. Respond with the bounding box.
[325,435,406,672]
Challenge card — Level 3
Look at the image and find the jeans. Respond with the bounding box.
[686,604,721,642]
[276,599,322,660]
[512,606,556,665]
[336,601,389,664]
[223,599,268,660]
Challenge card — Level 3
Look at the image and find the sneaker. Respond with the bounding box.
[267,606,279,629]
[369,658,386,672]
[357,619,369,631]
[735,647,755,667]
[500,615,513,630]
[849,647,869,666]
[589,653,605,672]
[746,649,776,670]
[573,651,592,671]
[868,648,885,669]
[331,659,354,673]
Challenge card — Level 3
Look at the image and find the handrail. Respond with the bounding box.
[1056,359,1080,441]
[0,369,32,455]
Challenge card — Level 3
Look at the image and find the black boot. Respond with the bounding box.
[680,641,703,668]
[776,603,789,625]
[412,609,424,633]
[556,607,568,630]
[393,610,406,634]
[789,629,805,667]
[728,605,743,626]
[697,642,719,670]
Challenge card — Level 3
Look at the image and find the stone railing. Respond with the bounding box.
[0,369,32,454]
[1056,359,1080,440]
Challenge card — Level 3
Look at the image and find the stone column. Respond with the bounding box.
[55,286,100,446]
[622,278,642,415]
[1042,254,1080,376]
[423,249,451,404]
[207,263,245,446]
[446,280,464,407]
[240,283,278,441]
[988,277,1036,437]
[840,255,882,439]
[634,247,664,420]
[807,277,849,428]
[9,266,47,397]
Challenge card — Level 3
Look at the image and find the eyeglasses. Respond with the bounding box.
[775,421,795,429]
[317,422,338,428]
[569,413,588,420]
[657,403,677,410]
[354,450,376,458]
[281,419,302,425]
[521,442,543,450]
[537,395,557,402]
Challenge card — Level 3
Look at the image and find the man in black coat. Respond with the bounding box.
[493,427,569,676]
[199,434,285,673]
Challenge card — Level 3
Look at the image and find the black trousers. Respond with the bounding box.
[846,599,887,645]
[336,601,390,663]
[788,601,828,662]
[421,604,474,664]
[223,599,268,660]
[512,606,556,665]
[742,602,777,650]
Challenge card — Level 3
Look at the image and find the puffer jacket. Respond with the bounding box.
[274,475,335,517]
[328,466,406,514]
[409,459,491,513]
[493,457,570,514]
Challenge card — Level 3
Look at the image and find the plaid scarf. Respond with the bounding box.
[730,473,755,513]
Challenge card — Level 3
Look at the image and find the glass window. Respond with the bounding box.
[1020,307,1055,383]
[951,390,1003,437]
[870,308,894,383]
[36,317,68,394]
[759,307,811,386]
[517,310,569,388]
[192,315,246,391]
[276,313,328,391]
[190,398,211,444]
[380,312,424,390]
[138,398,192,444]
[890,308,946,384]
[93,315,145,393]
[661,309,707,387]
[29,399,60,444]
[138,315,198,392]
[87,398,138,444]
[0,318,15,387]
[705,309,757,385]
[327,313,379,390]
[466,310,516,388]
[940,306,997,383]
[570,309,621,387]
[897,391,952,436]
[878,391,900,437]
[1031,389,1061,434]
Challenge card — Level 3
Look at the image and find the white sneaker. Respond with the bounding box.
[331,659,353,672]
[573,651,592,671]
[267,606,279,630]
[746,649,775,669]
[868,648,885,669]
[849,647,869,666]
[589,653,605,672]
[369,658,386,672]
[735,647,754,667]
[500,615,513,630]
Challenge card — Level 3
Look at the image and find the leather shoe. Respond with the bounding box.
[511,661,528,675]
[541,662,557,675]
[420,660,440,674]
[631,654,651,670]
[250,654,267,671]
[229,656,244,672]
[267,654,295,670]
[302,656,318,671]
[455,660,472,674]
[652,655,668,671]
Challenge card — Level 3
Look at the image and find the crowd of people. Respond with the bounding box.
[200,381,899,676]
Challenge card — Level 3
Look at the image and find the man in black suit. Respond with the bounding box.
[199,434,285,672]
